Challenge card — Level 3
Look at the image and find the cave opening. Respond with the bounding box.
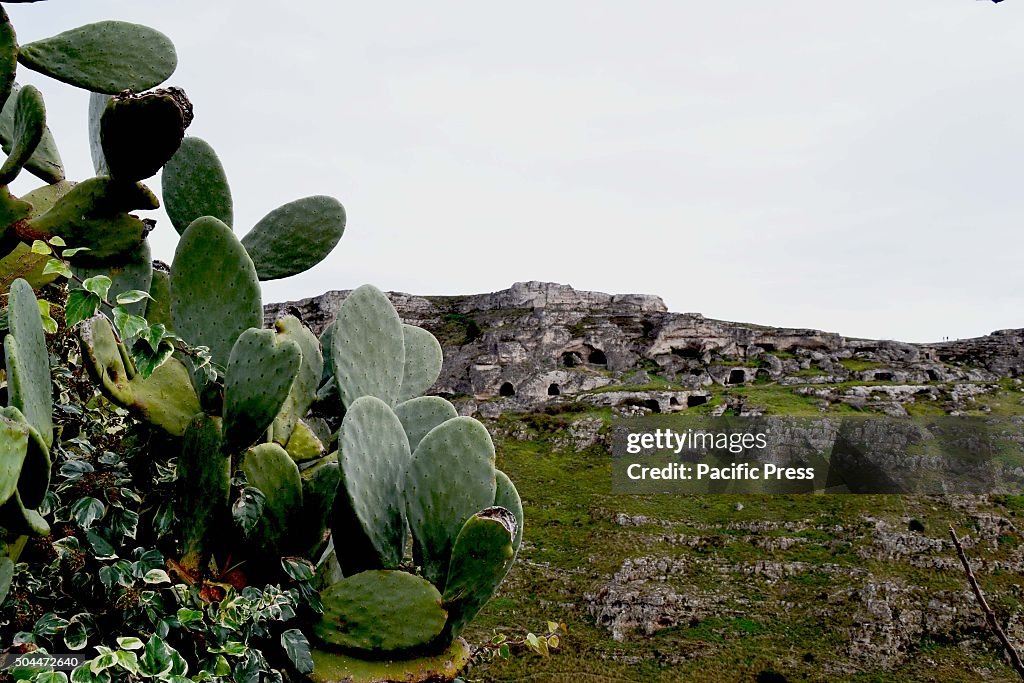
[499,382,515,397]
[671,346,701,359]
[687,395,708,407]
[548,383,561,396]
[874,372,893,382]
[561,351,582,367]
[588,349,608,365]
[728,369,746,385]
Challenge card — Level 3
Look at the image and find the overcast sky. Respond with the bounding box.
[6,1,1022,343]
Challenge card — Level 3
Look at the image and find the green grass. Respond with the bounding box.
[839,358,888,372]
[462,407,1024,682]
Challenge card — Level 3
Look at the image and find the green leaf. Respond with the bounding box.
[231,486,265,537]
[131,339,174,380]
[280,557,314,582]
[33,612,69,637]
[65,290,101,328]
[89,652,118,675]
[85,530,116,559]
[142,569,170,584]
[34,673,68,683]
[139,635,174,678]
[31,239,51,255]
[116,637,144,651]
[42,258,73,279]
[499,644,511,659]
[115,289,152,305]
[82,275,112,301]
[112,307,148,342]
[280,629,313,674]
[62,247,91,258]
[64,620,88,651]
[175,609,202,628]
[70,496,105,529]
[140,323,166,353]
[114,651,138,676]
[48,236,66,247]
[71,664,109,683]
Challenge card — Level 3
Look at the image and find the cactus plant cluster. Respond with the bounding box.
[0,278,53,603]
[0,6,522,681]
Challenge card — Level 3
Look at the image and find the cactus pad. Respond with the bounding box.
[299,455,340,558]
[75,241,153,317]
[79,315,200,436]
[239,443,302,557]
[177,414,228,575]
[5,279,52,447]
[101,88,190,181]
[397,324,443,403]
[27,177,158,263]
[0,407,50,512]
[331,285,405,408]
[18,21,177,94]
[284,419,324,462]
[270,316,323,445]
[441,507,517,640]
[223,328,301,451]
[393,396,457,452]
[0,7,15,111]
[494,469,524,553]
[144,263,171,327]
[0,84,45,187]
[162,136,233,235]
[240,195,346,281]
[170,216,261,366]
[0,489,49,536]
[314,570,447,654]
[0,84,64,183]
[405,416,497,586]
[307,638,471,683]
[88,92,110,176]
[332,396,412,574]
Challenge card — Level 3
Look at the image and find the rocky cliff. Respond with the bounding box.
[267,281,1024,417]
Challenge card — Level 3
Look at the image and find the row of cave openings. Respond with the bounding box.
[492,345,612,398]
[497,382,564,397]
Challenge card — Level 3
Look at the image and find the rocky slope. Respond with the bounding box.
[267,281,1024,418]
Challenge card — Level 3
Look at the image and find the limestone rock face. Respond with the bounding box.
[266,281,1024,415]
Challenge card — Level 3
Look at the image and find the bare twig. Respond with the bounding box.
[949,524,1024,681]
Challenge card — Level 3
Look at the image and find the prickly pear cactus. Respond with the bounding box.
[100,88,191,182]
[223,327,302,451]
[241,196,346,281]
[162,136,233,234]
[393,396,458,451]
[170,216,262,366]
[177,414,229,575]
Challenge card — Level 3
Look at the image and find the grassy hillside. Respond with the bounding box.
[464,406,1024,682]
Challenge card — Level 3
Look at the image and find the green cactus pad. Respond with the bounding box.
[406,416,497,587]
[5,279,52,447]
[26,177,158,263]
[0,7,15,112]
[88,92,110,176]
[177,414,229,575]
[223,328,302,450]
[170,216,261,366]
[314,570,448,655]
[397,325,443,403]
[239,443,302,557]
[101,88,189,182]
[75,240,153,317]
[0,84,64,183]
[393,396,457,452]
[144,263,171,328]
[79,315,200,436]
[319,322,336,382]
[0,187,30,239]
[307,638,471,683]
[240,196,346,281]
[18,21,177,94]
[0,557,12,606]
[441,507,517,640]
[332,396,412,574]
[285,419,324,462]
[299,455,340,558]
[21,180,75,217]
[0,85,45,187]
[0,488,49,536]
[494,470,524,553]
[0,407,50,511]
[271,316,323,445]
[162,136,233,235]
[331,285,405,408]
[0,411,28,507]
[0,242,55,293]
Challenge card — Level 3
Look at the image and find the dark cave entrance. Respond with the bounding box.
[927,370,939,381]
[874,372,893,382]
[499,382,515,397]
[671,346,701,359]
[588,349,608,365]
[687,395,709,408]
[728,369,746,385]
[548,383,561,396]
[561,351,582,367]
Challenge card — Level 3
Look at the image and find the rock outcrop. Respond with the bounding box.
[266,281,1023,416]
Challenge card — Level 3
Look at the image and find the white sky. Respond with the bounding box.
[6,1,1022,343]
